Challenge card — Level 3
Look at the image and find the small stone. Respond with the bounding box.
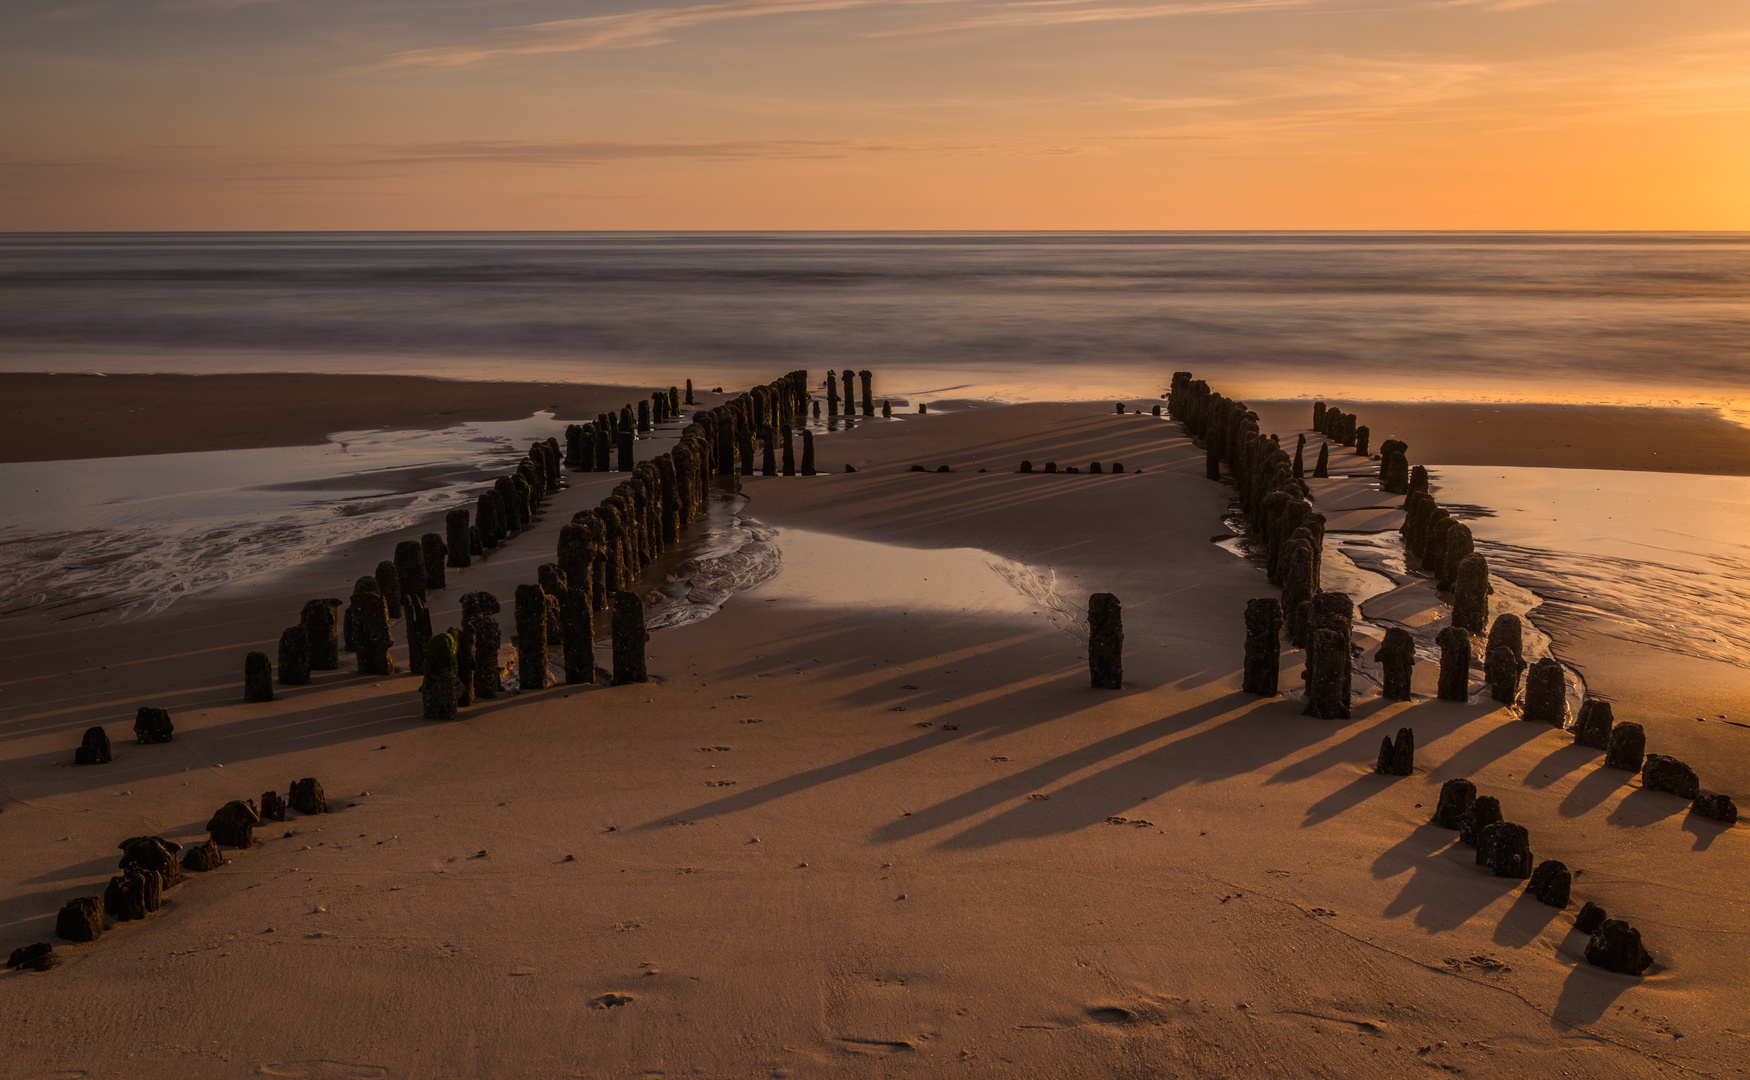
[1586,920,1652,977]
[1431,778,1476,829]
[1528,860,1571,907]
[1574,901,1608,935]
[1640,754,1700,799]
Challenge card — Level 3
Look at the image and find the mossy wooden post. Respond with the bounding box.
[476,492,501,548]
[1354,425,1370,457]
[515,584,549,692]
[445,508,471,569]
[374,560,402,620]
[562,587,595,685]
[685,378,695,405]
[300,598,341,670]
[1378,627,1415,700]
[859,370,873,416]
[394,540,428,607]
[421,632,459,721]
[462,591,501,699]
[277,625,311,686]
[621,404,635,437]
[613,590,649,685]
[1088,593,1123,690]
[243,652,273,703]
[801,429,817,475]
[405,593,432,676]
[1242,597,1282,696]
[882,400,892,418]
[1313,443,1329,478]
[638,399,651,433]
[1435,625,1470,701]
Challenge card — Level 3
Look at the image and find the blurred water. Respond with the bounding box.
[3,232,1748,411]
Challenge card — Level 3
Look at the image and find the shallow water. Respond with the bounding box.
[0,413,565,619]
[1432,466,1750,668]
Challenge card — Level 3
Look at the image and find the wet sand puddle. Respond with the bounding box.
[0,413,567,620]
[1432,466,1750,669]
[640,492,1084,638]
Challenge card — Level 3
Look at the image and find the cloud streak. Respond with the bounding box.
[360,137,1105,161]
[383,0,1308,67]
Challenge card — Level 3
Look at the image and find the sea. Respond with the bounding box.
[2,232,1748,653]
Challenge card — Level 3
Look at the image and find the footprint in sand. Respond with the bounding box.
[257,1063,387,1080]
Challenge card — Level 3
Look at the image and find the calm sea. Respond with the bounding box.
[2,232,1747,408]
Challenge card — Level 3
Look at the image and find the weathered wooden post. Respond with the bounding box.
[613,590,648,685]
[374,560,402,620]
[801,429,817,475]
[394,540,428,607]
[1453,553,1489,634]
[404,593,432,676]
[562,587,595,685]
[1313,443,1329,478]
[1088,593,1123,690]
[1378,627,1415,700]
[618,431,634,473]
[301,598,342,670]
[515,583,549,692]
[278,625,311,686]
[1435,625,1470,701]
[421,632,460,721]
[445,508,471,568]
[1523,658,1568,726]
[860,370,873,416]
[1242,597,1282,696]
[243,652,273,703]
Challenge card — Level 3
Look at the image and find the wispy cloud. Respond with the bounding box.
[384,0,883,67]
[158,0,297,9]
[37,3,106,20]
[876,0,1305,36]
[383,0,1309,67]
[360,137,1105,161]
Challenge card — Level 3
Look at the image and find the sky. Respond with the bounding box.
[1,0,1745,229]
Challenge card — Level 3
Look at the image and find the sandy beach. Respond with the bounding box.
[2,379,1745,1078]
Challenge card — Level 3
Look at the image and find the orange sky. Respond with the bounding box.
[1,0,1746,230]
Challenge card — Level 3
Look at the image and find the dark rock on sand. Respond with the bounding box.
[1691,791,1739,824]
[1586,920,1652,977]
[182,840,223,873]
[1432,778,1476,829]
[1529,860,1571,908]
[290,777,327,815]
[74,726,111,765]
[1375,727,1414,776]
[1476,821,1533,878]
[1573,699,1614,750]
[55,897,104,942]
[1641,754,1700,799]
[1605,722,1646,772]
[134,706,174,744]
[1458,794,1502,846]
[7,943,57,971]
[207,799,261,849]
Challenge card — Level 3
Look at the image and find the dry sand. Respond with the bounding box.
[2,394,1745,1078]
[0,374,668,463]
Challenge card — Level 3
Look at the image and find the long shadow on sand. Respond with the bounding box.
[1491,889,1564,948]
[1551,945,1638,1027]
[1379,838,1521,933]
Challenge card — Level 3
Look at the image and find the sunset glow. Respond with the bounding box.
[3,0,1746,229]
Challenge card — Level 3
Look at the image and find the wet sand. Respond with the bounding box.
[0,373,663,463]
[1,398,1745,1077]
